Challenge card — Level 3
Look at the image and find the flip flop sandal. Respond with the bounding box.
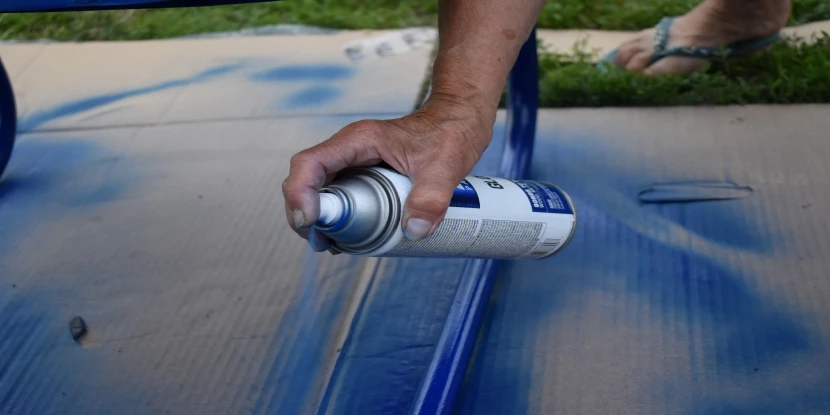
[597,16,782,72]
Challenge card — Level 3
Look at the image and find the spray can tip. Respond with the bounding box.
[317,192,345,227]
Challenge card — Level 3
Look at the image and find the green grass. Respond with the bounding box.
[534,34,830,107]
[0,0,828,41]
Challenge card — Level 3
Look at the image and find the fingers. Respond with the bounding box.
[284,204,330,252]
[282,120,385,235]
[402,160,467,241]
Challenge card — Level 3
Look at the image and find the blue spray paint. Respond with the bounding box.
[284,86,343,109]
[0,133,144,414]
[249,64,354,83]
[316,121,510,414]
[251,232,361,414]
[455,127,824,415]
[248,64,354,110]
[19,63,242,132]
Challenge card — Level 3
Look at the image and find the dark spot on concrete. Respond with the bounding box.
[198,195,203,199]
[502,28,517,40]
[754,367,759,371]
[206,312,211,319]
[69,316,88,344]
[117,347,123,353]
[61,392,66,396]
[730,117,744,124]
[11,284,15,288]
[802,203,812,209]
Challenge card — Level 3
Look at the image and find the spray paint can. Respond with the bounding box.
[314,167,576,260]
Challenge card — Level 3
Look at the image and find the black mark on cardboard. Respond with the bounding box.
[638,181,753,204]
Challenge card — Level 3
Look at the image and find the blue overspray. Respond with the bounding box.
[454,126,824,415]
[19,63,242,132]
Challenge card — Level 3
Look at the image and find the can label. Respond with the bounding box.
[386,175,575,259]
[449,180,481,209]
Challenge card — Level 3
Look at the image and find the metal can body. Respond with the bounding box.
[315,167,576,260]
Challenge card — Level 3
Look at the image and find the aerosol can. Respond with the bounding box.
[314,167,576,259]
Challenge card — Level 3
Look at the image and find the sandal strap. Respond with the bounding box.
[651,16,781,64]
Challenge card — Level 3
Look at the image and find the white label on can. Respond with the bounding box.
[386,175,575,259]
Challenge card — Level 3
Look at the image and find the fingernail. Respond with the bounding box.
[404,218,432,241]
[292,209,306,228]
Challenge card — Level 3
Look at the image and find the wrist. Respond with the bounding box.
[420,87,497,131]
[413,91,496,156]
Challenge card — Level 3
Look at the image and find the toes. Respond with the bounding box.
[615,37,646,67]
[625,51,653,72]
[644,56,708,76]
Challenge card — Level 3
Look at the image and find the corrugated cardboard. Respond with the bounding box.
[0,30,429,133]
[456,106,830,415]
[4,28,830,415]
[0,33,433,415]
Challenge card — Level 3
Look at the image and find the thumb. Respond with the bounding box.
[402,164,466,241]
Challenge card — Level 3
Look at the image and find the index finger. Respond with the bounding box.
[281,120,386,231]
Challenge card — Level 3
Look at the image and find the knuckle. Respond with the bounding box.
[281,177,293,195]
[342,119,384,140]
[289,150,311,167]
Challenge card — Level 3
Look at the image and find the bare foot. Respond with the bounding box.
[613,0,791,75]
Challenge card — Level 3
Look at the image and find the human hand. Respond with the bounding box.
[282,94,496,252]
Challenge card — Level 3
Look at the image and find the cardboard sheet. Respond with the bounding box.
[0,33,433,415]
[0,30,430,132]
[457,106,830,415]
[4,27,830,415]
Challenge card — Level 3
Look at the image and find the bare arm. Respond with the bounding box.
[283,0,546,250]
[430,0,546,118]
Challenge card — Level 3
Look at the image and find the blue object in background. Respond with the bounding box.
[0,0,275,13]
[0,57,16,180]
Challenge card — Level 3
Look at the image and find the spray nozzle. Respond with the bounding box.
[317,192,346,227]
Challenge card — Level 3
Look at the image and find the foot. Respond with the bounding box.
[613,0,791,75]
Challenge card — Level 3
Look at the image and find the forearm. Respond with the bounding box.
[428,0,545,118]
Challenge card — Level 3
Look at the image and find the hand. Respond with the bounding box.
[282,94,496,252]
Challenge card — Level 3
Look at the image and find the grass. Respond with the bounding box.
[532,33,830,107]
[0,0,828,41]
[0,1,828,107]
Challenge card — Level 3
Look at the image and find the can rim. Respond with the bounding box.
[327,168,402,255]
[538,182,577,260]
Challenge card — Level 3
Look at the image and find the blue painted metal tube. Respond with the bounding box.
[408,28,539,415]
[0,0,275,13]
[0,56,17,180]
